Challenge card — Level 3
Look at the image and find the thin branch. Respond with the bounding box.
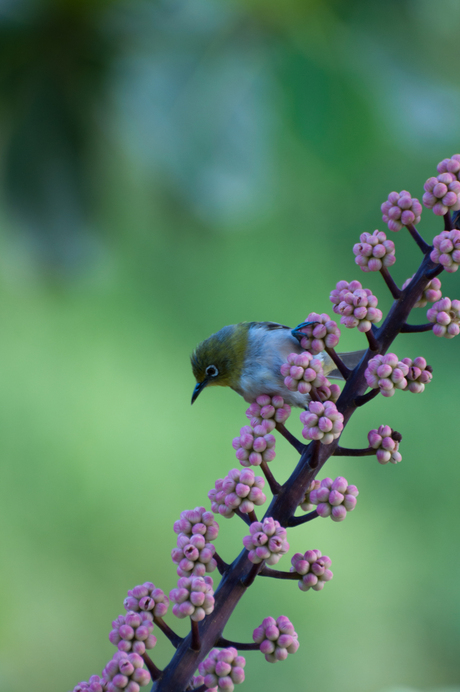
[234,508,252,527]
[288,509,319,527]
[143,652,162,681]
[354,388,380,407]
[259,566,299,580]
[444,210,453,231]
[276,422,305,454]
[427,263,444,279]
[405,223,431,253]
[190,620,201,652]
[400,323,433,333]
[260,460,281,495]
[379,267,401,299]
[216,637,260,651]
[191,686,206,692]
[247,509,258,523]
[214,551,230,575]
[242,562,261,588]
[325,346,351,380]
[334,446,375,457]
[154,617,183,648]
[366,329,380,352]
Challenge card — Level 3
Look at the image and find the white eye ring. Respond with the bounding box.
[206,365,219,377]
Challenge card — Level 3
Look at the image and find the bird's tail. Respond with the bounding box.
[327,349,367,379]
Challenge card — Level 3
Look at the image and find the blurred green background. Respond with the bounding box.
[0,0,459,691]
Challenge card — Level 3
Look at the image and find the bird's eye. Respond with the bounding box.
[206,365,219,377]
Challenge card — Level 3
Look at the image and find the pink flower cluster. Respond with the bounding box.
[300,401,344,445]
[299,479,320,512]
[246,395,291,426]
[280,351,326,394]
[103,652,150,692]
[401,275,442,308]
[72,676,106,692]
[365,354,432,395]
[368,426,402,464]
[109,612,156,654]
[291,550,333,591]
[381,191,422,231]
[232,424,276,467]
[427,297,460,338]
[296,313,341,354]
[309,477,358,521]
[330,280,382,332]
[364,354,407,396]
[208,468,266,518]
[353,230,396,272]
[423,174,460,216]
[123,583,169,618]
[430,230,460,273]
[170,575,215,622]
[190,675,205,689]
[252,616,299,663]
[172,507,219,578]
[198,648,246,692]
[243,517,289,565]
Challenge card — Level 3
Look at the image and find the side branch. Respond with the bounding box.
[366,329,380,352]
[216,637,259,651]
[154,617,183,648]
[261,460,281,495]
[276,422,305,454]
[325,347,351,380]
[288,510,319,526]
[405,223,431,253]
[334,446,375,457]
[355,389,379,407]
[380,267,401,299]
[214,551,230,575]
[400,323,433,333]
[143,652,162,681]
[234,508,252,527]
[259,566,299,580]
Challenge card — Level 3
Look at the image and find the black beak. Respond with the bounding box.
[191,379,208,404]
[291,321,318,342]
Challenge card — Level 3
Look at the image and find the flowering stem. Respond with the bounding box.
[190,620,201,652]
[325,347,351,379]
[288,509,319,526]
[276,422,305,453]
[216,637,260,650]
[379,267,401,299]
[260,460,281,495]
[154,617,183,648]
[405,223,431,253]
[334,446,375,457]
[234,508,252,526]
[143,652,162,681]
[427,263,444,279]
[259,566,300,580]
[365,328,380,352]
[444,210,453,231]
[400,323,433,333]
[214,551,230,575]
[192,686,206,692]
[354,388,379,407]
[247,509,258,523]
[242,562,262,587]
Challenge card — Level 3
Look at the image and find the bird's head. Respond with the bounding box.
[190,323,249,404]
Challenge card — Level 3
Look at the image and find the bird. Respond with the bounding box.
[191,321,365,408]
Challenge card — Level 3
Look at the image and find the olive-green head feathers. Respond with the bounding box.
[190,323,250,403]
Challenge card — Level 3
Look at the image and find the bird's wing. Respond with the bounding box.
[328,349,367,379]
[250,321,291,331]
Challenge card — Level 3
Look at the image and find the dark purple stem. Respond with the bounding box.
[276,422,305,453]
[380,267,401,299]
[355,388,380,407]
[444,211,453,231]
[234,508,252,527]
[325,346,351,379]
[334,446,375,457]
[288,509,319,526]
[216,637,260,650]
[259,566,300,579]
[366,329,380,352]
[152,242,445,692]
[405,223,431,254]
[400,323,433,333]
[143,652,162,681]
[247,509,258,523]
[260,460,281,495]
[154,617,183,648]
[191,620,201,652]
[214,551,230,575]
